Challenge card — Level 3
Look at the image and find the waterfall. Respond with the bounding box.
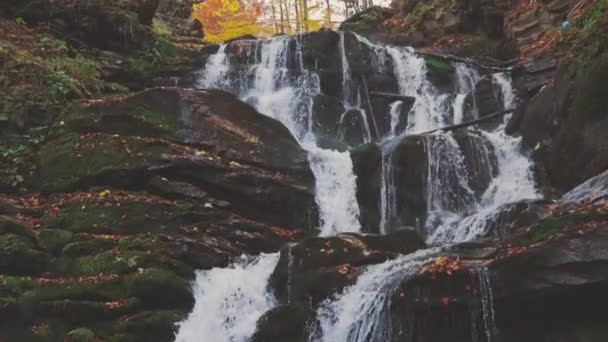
[338,32,372,144]
[313,248,441,342]
[427,72,539,243]
[471,267,497,342]
[174,254,279,342]
[184,33,542,342]
[196,36,361,236]
[454,63,480,123]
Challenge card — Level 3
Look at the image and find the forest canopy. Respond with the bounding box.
[192,0,379,42]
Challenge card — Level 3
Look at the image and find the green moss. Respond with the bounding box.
[514,210,607,245]
[19,278,128,304]
[126,268,192,308]
[114,310,181,339]
[134,105,180,135]
[43,199,179,234]
[37,133,170,192]
[66,328,95,342]
[0,275,36,299]
[76,251,142,276]
[423,55,452,71]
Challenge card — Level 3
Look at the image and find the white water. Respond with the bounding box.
[174,254,279,342]
[454,63,480,123]
[338,32,373,144]
[183,35,542,342]
[426,73,539,243]
[477,267,497,342]
[313,248,441,342]
[196,36,362,237]
[176,36,365,342]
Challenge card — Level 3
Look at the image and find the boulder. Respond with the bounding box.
[269,229,425,304]
[515,55,608,192]
[39,88,317,229]
[350,143,382,232]
[251,304,315,342]
[365,201,608,342]
[2,0,157,51]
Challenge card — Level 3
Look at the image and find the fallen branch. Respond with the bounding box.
[369,91,416,105]
[419,108,515,135]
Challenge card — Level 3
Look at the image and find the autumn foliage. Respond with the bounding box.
[192,0,264,43]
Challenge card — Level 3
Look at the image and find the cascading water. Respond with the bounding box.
[454,63,480,123]
[180,32,542,342]
[313,248,442,342]
[196,36,362,237]
[174,254,279,342]
[313,42,539,342]
[176,34,365,342]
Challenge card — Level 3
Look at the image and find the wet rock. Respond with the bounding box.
[270,229,425,304]
[385,203,608,342]
[350,143,382,232]
[560,170,608,205]
[311,95,346,148]
[251,304,315,342]
[463,76,505,122]
[516,55,608,192]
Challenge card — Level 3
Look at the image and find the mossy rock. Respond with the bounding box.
[0,215,38,242]
[66,327,95,342]
[41,196,201,235]
[18,277,128,305]
[62,239,117,257]
[73,248,192,277]
[513,209,608,246]
[0,275,37,300]
[54,97,181,140]
[113,310,182,341]
[126,268,193,310]
[37,133,171,192]
[0,234,47,275]
[339,6,395,34]
[38,229,74,255]
[252,304,315,342]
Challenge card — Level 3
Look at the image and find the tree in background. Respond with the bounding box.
[192,0,265,43]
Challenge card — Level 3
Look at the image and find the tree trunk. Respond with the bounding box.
[294,0,300,33]
[270,0,279,33]
[325,0,332,28]
[278,0,285,33]
[302,0,309,31]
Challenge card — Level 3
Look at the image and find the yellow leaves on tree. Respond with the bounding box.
[192,0,264,43]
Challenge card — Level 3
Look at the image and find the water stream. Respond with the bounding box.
[177,32,540,342]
